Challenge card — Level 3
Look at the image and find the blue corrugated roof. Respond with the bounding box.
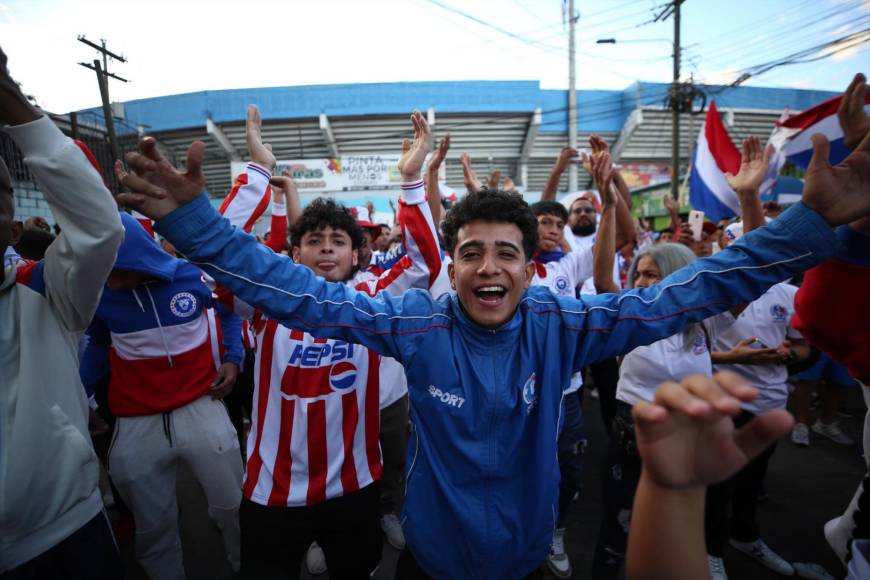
[82,80,840,136]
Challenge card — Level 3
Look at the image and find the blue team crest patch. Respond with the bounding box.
[554,276,570,293]
[770,304,787,323]
[169,292,198,317]
[329,362,358,392]
[692,331,708,355]
[522,373,538,412]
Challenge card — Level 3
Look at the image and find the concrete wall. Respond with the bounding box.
[12,183,55,224]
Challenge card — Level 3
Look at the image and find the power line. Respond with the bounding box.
[420,0,565,55]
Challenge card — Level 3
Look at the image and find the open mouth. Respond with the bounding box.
[316,261,338,274]
[472,285,507,306]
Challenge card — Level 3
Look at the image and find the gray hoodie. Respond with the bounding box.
[0,115,123,571]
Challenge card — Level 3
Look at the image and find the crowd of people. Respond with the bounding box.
[1,41,869,580]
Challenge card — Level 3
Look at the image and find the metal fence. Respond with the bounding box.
[0,114,136,193]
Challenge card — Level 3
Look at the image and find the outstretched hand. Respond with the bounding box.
[839,73,869,151]
[428,134,450,174]
[802,126,870,226]
[726,136,773,196]
[553,147,580,174]
[398,110,433,181]
[633,372,793,490]
[589,150,616,207]
[115,137,206,220]
[460,152,482,193]
[246,105,277,170]
[802,73,870,226]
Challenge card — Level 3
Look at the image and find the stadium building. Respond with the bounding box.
[3,80,837,228]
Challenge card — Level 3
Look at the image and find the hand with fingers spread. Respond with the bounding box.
[802,74,870,226]
[632,372,793,489]
[839,73,869,151]
[115,138,206,220]
[460,152,482,193]
[726,136,773,197]
[398,110,434,182]
[246,105,276,170]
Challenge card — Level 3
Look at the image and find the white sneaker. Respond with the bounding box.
[791,423,810,447]
[729,538,794,575]
[708,555,728,580]
[305,541,327,576]
[381,513,406,550]
[546,528,572,578]
[812,420,855,445]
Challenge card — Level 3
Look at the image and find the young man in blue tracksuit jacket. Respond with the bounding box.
[119,125,867,578]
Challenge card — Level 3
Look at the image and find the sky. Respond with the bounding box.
[1,0,867,114]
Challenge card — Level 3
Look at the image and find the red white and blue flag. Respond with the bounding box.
[768,92,870,171]
[689,101,741,222]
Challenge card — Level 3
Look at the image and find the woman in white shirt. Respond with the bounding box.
[593,241,712,566]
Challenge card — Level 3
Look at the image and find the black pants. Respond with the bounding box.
[595,401,642,564]
[225,348,256,458]
[556,389,586,527]
[379,394,409,516]
[1,511,123,580]
[396,549,544,579]
[238,482,382,579]
[588,358,619,437]
[705,410,778,557]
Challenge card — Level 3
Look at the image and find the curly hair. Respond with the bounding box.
[530,200,568,223]
[441,188,538,259]
[289,197,364,250]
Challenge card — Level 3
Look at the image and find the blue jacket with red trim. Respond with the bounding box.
[156,195,838,579]
[80,213,242,416]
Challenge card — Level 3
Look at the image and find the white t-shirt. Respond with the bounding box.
[531,249,594,393]
[708,283,801,413]
[617,329,712,406]
[531,248,593,297]
[562,225,620,295]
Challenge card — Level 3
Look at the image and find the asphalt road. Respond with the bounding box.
[116,385,867,580]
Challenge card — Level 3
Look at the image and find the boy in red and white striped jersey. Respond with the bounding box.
[217,107,441,578]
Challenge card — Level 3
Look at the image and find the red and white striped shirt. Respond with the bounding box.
[219,166,440,506]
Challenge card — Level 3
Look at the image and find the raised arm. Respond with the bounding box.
[541,147,577,201]
[589,151,621,294]
[263,170,297,253]
[460,152,482,194]
[358,111,441,295]
[725,136,771,235]
[154,195,439,364]
[426,134,450,224]
[662,193,681,232]
[217,105,276,232]
[1,48,123,332]
[566,196,843,372]
[588,135,637,247]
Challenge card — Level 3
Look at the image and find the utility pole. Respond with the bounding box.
[652,2,683,200]
[671,1,681,202]
[78,36,128,165]
[567,0,579,192]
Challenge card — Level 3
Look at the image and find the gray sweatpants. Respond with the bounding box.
[108,395,243,580]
